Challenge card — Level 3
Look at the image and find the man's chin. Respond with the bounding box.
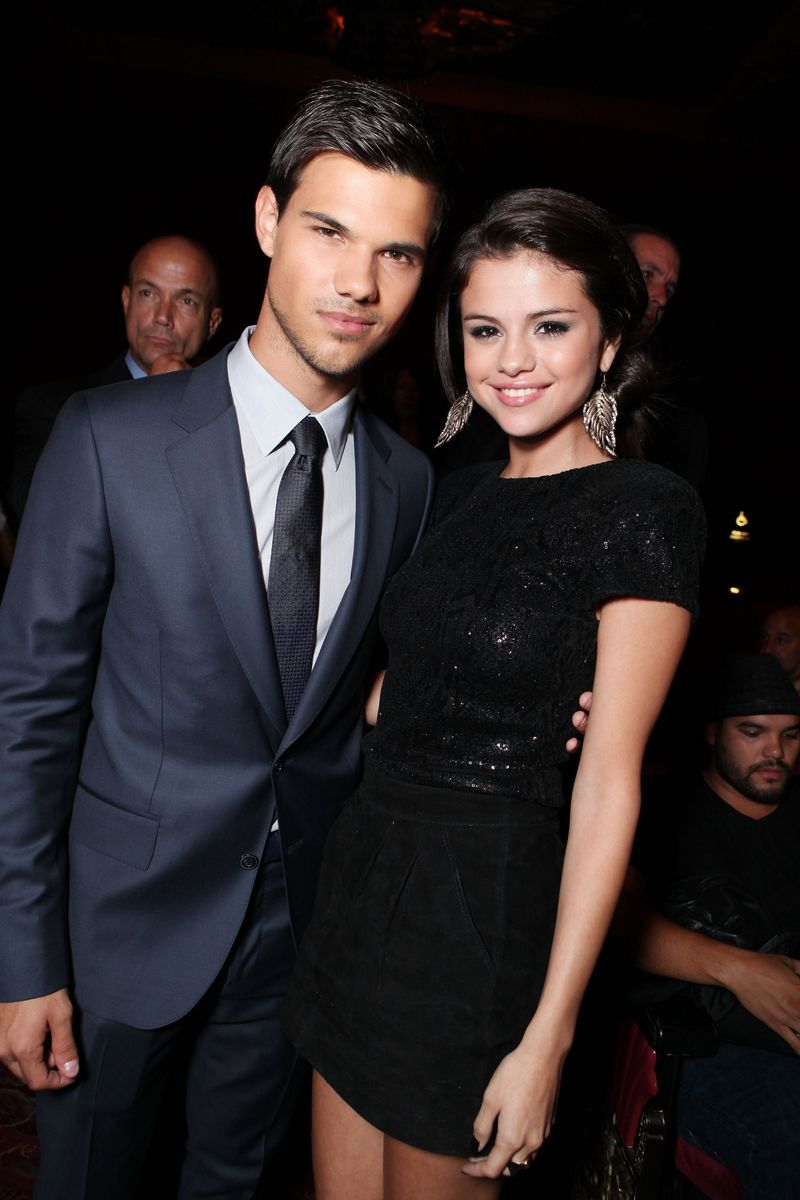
[744,775,789,804]
[312,347,378,381]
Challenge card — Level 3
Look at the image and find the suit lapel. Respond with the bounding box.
[166,351,287,745]
[283,407,399,746]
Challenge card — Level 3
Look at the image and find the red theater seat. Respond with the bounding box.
[573,996,741,1199]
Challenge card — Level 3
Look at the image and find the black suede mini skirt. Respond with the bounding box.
[282,763,564,1156]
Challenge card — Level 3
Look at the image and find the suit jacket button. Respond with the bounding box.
[240,853,259,870]
[273,760,283,775]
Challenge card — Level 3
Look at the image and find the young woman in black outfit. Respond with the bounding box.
[284,188,705,1199]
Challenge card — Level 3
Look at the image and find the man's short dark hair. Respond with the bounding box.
[620,222,681,260]
[267,78,451,242]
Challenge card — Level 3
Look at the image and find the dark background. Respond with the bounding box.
[7,2,799,637]
[2,7,797,1194]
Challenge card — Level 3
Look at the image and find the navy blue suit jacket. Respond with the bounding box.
[0,346,433,1028]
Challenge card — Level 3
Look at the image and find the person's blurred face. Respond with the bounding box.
[760,608,800,687]
[707,714,800,808]
[121,237,222,373]
[629,233,680,338]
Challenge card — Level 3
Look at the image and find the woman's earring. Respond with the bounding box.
[582,374,617,457]
[435,390,474,447]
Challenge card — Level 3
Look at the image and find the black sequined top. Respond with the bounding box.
[365,459,705,805]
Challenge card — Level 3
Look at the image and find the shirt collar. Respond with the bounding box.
[125,350,148,380]
[227,327,356,469]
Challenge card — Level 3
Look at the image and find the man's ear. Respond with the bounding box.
[704,720,718,748]
[207,307,223,339]
[255,186,280,258]
[121,284,131,316]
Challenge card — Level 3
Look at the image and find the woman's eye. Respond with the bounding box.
[537,321,568,336]
[467,325,500,339]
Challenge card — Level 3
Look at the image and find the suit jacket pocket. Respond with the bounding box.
[70,785,160,871]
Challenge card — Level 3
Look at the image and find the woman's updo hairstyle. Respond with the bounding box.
[435,188,662,457]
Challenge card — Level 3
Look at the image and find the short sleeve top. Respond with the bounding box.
[365,459,705,805]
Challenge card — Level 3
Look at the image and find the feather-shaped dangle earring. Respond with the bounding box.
[582,374,617,456]
[435,390,474,447]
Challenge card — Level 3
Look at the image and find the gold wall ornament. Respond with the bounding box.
[728,510,751,541]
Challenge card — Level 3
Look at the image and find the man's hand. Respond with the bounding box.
[720,950,800,1055]
[566,690,592,753]
[0,989,80,1089]
[148,352,193,376]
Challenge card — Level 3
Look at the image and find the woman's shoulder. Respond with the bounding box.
[582,459,706,614]
[594,457,701,503]
[589,459,705,530]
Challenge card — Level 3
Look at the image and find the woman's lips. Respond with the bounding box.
[492,383,549,407]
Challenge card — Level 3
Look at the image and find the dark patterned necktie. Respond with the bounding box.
[268,415,327,721]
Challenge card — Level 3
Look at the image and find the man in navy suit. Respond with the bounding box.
[0,80,447,1198]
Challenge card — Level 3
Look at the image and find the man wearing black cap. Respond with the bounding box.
[616,652,800,1196]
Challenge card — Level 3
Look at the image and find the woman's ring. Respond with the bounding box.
[507,1153,534,1175]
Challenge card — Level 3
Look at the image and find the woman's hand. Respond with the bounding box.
[462,1023,568,1179]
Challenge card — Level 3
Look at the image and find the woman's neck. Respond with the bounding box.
[502,423,612,479]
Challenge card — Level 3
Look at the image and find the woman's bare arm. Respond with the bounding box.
[465,596,691,1179]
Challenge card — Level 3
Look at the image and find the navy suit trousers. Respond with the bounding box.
[34,832,300,1200]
